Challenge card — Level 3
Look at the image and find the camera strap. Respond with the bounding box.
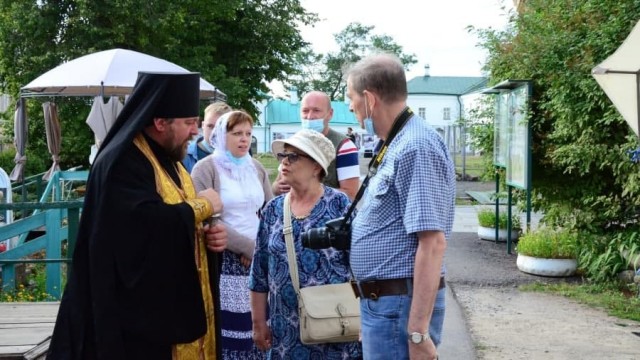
[368,106,414,174]
[284,193,359,303]
[340,106,414,230]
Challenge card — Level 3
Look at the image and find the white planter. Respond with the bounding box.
[477,226,520,242]
[517,254,577,277]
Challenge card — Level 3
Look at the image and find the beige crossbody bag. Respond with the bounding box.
[283,193,360,344]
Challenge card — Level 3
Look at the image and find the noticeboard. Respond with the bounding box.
[493,92,510,167]
[506,84,530,190]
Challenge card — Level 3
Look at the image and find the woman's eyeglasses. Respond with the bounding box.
[276,152,311,163]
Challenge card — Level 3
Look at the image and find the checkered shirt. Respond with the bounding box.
[350,114,456,281]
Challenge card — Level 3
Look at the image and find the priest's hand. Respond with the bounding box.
[198,188,223,214]
[204,222,227,252]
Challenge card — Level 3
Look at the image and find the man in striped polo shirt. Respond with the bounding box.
[272,91,360,199]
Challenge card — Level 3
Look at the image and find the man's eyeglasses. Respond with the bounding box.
[276,152,312,163]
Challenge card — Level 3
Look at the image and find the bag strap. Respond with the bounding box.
[283,193,301,294]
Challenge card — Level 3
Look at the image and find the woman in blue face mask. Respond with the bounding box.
[191,110,273,360]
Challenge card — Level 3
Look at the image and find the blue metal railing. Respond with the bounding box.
[0,170,87,299]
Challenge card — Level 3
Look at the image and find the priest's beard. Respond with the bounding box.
[162,125,191,162]
[167,141,188,162]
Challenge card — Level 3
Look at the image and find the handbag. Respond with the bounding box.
[283,194,361,344]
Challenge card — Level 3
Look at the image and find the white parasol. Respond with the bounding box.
[592,20,640,137]
[21,48,225,100]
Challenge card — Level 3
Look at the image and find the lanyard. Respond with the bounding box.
[339,107,413,230]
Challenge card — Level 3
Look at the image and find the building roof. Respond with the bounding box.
[265,99,358,125]
[407,75,488,96]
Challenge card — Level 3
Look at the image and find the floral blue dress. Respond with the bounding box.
[248,186,362,360]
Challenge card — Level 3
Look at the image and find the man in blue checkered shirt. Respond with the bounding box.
[346,54,456,360]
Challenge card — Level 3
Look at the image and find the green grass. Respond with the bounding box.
[258,152,486,183]
[454,154,485,178]
[520,282,640,322]
[255,153,280,184]
[456,198,475,205]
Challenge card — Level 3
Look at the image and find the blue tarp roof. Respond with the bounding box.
[264,100,358,125]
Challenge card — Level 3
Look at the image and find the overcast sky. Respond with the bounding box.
[299,0,515,79]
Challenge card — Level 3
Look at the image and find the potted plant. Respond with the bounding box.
[516,227,578,277]
[476,208,521,242]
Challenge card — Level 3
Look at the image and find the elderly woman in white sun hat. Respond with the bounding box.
[248,129,362,359]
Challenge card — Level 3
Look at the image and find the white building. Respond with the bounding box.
[407,65,487,154]
[253,69,487,155]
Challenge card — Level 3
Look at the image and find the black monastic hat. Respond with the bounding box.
[94,71,202,170]
[143,72,200,119]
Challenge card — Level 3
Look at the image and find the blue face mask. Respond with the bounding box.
[363,97,376,136]
[364,118,375,136]
[301,118,325,133]
[225,150,247,165]
[201,138,213,152]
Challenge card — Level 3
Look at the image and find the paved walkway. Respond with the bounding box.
[453,205,542,233]
[439,228,640,359]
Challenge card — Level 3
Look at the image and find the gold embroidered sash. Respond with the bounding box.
[133,134,216,360]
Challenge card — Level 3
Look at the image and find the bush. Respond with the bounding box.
[471,0,640,284]
[517,227,578,259]
[580,229,638,283]
[477,208,521,229]
[0,148,15,171]
[0,147,48,177]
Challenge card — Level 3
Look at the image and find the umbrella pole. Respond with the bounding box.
[19,97,26,202]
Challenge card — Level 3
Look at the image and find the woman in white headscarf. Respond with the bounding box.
[191,110,272,359]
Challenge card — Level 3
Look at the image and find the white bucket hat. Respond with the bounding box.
[272,129,336,175]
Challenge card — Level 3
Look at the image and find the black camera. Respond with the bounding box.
[301,217,351,250]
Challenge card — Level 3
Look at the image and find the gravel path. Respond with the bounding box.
[358,158,640,358]
[445,232,640,359]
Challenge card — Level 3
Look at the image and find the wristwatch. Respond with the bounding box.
[409,331,430,344]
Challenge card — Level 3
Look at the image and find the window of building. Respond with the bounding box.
[418,107,426,119]
[443,107,451,120]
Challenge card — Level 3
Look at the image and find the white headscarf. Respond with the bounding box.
[209,111,259,182]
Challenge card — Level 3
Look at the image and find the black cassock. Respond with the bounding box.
[47,134,222,360]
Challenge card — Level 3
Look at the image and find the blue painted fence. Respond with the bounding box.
[0,170,87,299]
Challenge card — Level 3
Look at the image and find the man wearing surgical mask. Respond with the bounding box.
[346,54,455,360]
[271,91,360,199]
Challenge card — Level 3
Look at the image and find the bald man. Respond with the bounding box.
[272,91,360,199]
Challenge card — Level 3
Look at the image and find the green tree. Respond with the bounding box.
[460,95,497,181]
[0,0,316,172]
[475,0,640,233]
[287,22,418,100]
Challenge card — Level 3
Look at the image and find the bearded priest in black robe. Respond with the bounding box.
[47,72,228,360]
